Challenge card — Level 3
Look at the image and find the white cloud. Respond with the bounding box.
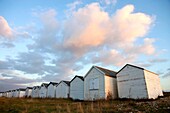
[64,3,109,49]
[61,3,155,67]
[100,0,117,5]
[91,49,136,66]
[107,5,153,45]
[0,16,13,38]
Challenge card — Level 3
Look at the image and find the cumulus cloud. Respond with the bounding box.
[63,3,154,54]
[107,5,153,45]
[123,38,156,55]
[0,16,13,38]
[61,3,154,66]
[66,0,82,17]
[64,3,109,49]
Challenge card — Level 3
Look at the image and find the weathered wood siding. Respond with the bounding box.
[104,76,118,99]
[70,77,84,100]
[84,67,105,100]
[56,82,69,98]
[117,65,148,99]
[47,84,56,98]
[144,70,163,99]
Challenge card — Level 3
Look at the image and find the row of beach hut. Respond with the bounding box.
[0,64,163,100]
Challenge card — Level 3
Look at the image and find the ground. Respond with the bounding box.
[0,92,170,113]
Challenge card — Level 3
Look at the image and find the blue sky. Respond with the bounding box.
[0,0,170,92]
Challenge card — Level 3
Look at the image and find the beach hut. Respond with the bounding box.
[25,87,33,98]
[70,75,84,100]
[116,64,163,99]
[39,83,48,98]
[32,86,40,98]
[11,90,15,97]
[84,66,118,100]
[47,82,58,98]
[8,90,13,98]
[18,88,26,98]
[14,89,19,98]
[56,81,70,98]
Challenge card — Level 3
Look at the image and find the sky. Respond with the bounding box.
[0,0,170,92]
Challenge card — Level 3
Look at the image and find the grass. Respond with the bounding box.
[0,93,170,113]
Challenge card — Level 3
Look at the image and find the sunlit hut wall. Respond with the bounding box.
[47,82,58,98]
[70,75,84,100]
[116,64,163,99]
[84,66,118,100]
[39,83,48,98]
[25,87,33,98]
[56,81,70,98]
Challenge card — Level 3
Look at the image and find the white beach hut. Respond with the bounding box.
[18,88,26,98]
[116,64,163,99]
[25,87,33,98]
[39,83,48,98]
[32,86,40,98]
[47,82,58,98]
[8,90,12,98]
[56,81,70,98]
[11,90,15,97]
[70,75,84,100]
[84,66,118,100]
[14,89,19,98]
